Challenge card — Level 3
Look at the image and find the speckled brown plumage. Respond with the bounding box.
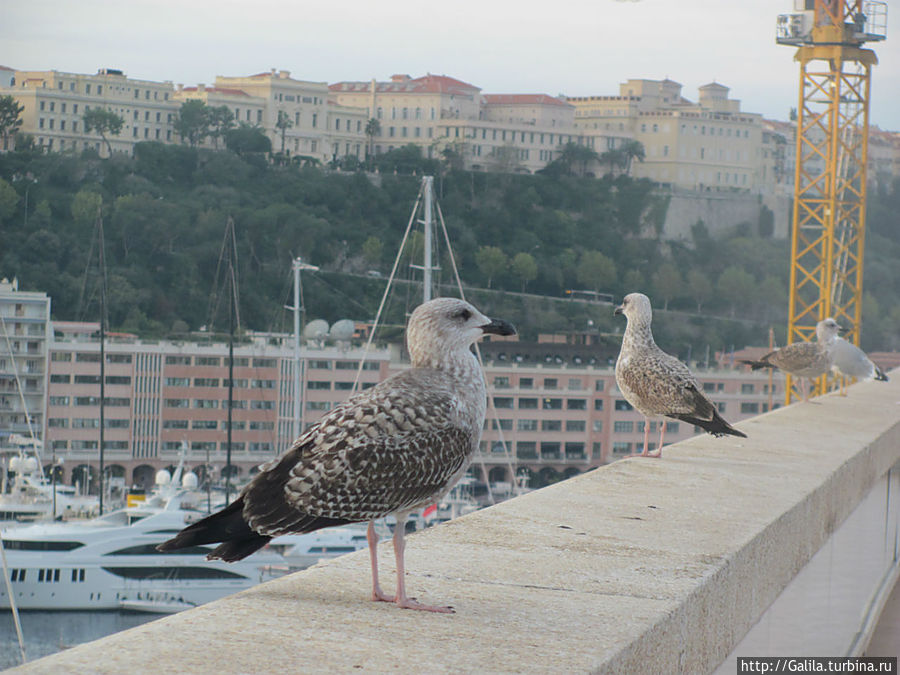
[614,293,746,456]
[158,297,516,612]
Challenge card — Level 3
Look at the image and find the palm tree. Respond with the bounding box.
[365,118,381,166]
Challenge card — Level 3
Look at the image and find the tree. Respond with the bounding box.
[208,106,236,150]
[576,250,616,293]
[622,269,645,294]
[275,110,293,154]
[652,263,683,310]
[225,123,271,155]
[686,269,712,312]
[364,118,380,164]
[0,95,24,151]
[362,236,383,267]
[174,100,211,147]
[82,107,124,156]
[0,178,18,222]
[475,246,508,289]
[717,266,755,317]
[543,142,599,177]
[620,140,645,175]
[511,252,538,292]
[71,190,102,225]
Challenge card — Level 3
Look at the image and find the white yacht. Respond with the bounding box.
[267,526,369,569]
[0,465,284,613]
[0,447,98,526]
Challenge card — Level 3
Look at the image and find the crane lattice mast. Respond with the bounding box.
[776,0,886,402]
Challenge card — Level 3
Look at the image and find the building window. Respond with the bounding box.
[565,420,585,432]
[741,402,759,414]
[567,399,587,410]
[542,398,562,410]
[541,420,562,431]
[519,378,533,389]
[517,442,537,459]
[614,421,633,433]
[612,442,632,455]
[594,380,605,392]
[614,400,633,411]
[540,442,561,459]
[517,419,537,432]
[519,398,537,409]
[543,378,558,390]
[741,384,754,394]
[493,397,514,409]
[493,376,510,389]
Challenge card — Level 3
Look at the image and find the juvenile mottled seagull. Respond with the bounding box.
[819,319,889,395]
[158,298,515,613]
[614,293,746,458]
[740,319,836,402]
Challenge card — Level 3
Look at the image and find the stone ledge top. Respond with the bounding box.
[11,373,900,674]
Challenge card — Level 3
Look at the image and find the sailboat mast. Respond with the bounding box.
[97,212,107,515]
[292,259,303,442]
[423,176,434,302]
[226,257,234,507]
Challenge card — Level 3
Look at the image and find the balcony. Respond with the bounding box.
[15,373,899,672]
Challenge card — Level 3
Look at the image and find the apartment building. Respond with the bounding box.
[212,69,367,163]
[43,325,390,488]
[0,278,51,454]
[6,68,178,154]
[569,79,764,193]
[328,74,585,174]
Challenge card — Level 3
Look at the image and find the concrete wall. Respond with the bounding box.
[663,190,790,240]
[10,372,900,674]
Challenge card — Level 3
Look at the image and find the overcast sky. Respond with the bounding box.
[3,0,898,130]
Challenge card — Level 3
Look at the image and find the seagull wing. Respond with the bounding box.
[243,372,473,537]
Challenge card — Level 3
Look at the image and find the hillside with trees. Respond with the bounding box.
[1,141,898,356]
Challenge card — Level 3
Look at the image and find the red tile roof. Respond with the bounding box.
[181,86,251,97]
[329,74,480,96]
[483,94,571,108]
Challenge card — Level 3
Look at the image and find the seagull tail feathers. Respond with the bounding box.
[874,366,889,382]
[673,409,747,439]
[739,359,773,371]
[156,496,272,562]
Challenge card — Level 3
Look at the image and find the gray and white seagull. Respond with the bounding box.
[614,293,746,458]
[158,297,515,613]
[819,318,889,395]
[740,319,837,401]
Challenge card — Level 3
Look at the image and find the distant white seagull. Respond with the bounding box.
[614,293,746,458]
[159,297,515,613]
[819,319,889,395]
[740,319,838,401]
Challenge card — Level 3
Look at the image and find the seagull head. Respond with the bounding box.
[816,317,842,345]
[614,293,652,324]
[406,298,516,367]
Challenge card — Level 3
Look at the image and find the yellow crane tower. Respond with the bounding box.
[776,0,886,403]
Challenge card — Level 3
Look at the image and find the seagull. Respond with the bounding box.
[158,298,515,613]
[820,320,889,395]
[614,293,746,458]
[739,319,837,401]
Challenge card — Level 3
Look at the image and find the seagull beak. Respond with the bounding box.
[481,318,516,336]
[838,325,848,333]
[614,304,624,316]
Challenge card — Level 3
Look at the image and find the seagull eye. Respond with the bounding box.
[453,308,472,321]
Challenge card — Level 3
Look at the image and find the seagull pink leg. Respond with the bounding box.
[391,512,453,613]
[367,521,394,603]
[646,424,664,459]
[640,418,651,456]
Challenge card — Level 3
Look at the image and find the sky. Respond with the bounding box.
[2,0,898,130]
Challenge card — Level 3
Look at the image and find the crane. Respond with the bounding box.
[776,0,886,403]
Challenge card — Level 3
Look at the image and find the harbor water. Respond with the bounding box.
[0,610,158,669]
